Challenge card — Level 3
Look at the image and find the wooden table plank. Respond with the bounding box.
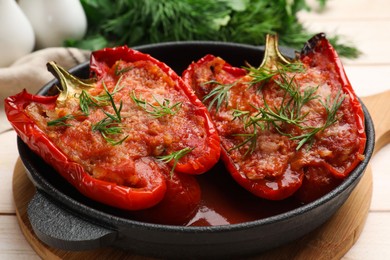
[0,130,18,214]
[300,0,390,20]
[0,216,40,260]
[343,212,390,259]
[344,66,390,97]
[300,20,390,65]
[370,144,390,211]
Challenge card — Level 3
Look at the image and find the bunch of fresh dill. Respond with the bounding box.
[66,0,359,58]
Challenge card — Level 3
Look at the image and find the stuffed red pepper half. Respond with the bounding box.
[182,33,366,202]
[5,46,220,224]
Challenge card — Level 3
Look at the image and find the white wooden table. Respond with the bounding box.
[1,0,390,258]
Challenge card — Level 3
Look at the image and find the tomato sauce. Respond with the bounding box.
[188,162,303,226]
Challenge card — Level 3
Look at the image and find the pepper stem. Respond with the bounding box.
[259,34,293,70]
[47,61,95,106]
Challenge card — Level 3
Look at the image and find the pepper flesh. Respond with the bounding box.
[182,33,366,202]
[5,46,220,220]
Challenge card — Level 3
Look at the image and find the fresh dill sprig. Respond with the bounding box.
[77,90,107,115]
[48,78,128,145]
[104,91,123,122]
[229,71,317,154]
[157,147,194,177]
[130,91,182,118]
[92,117,128,145]
[230,66,344,154]
[246,62,306,90]
[91,81,128,145]
[322,90,345,128]
[259,74,319,129]
[291,90,345,150]
[202,63,305,115]
[68,0,359,58]
[47,114,77,127]
[230,109,266,155]
[76,76,124,115]
[231,108,251,120]
[202,80,238,112]
[115,65,134,76]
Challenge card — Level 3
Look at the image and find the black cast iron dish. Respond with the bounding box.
[18,41,375,259]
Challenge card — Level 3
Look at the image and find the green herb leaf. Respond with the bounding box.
[92,117,128,146]
[230,62,344,154]
[246,62,306,90]
[70,0,358,58]
[291,89,345,150]
[47,114,77,127]
[202,80,238,112]
[131,91,182,118]
[157,147,194,177]
[91,80,128,145]
[115,65,134,76]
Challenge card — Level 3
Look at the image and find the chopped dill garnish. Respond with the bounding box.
[246,62,306,90]
[77,90,107,115]
[202,62,305,114]
[229,63,344,154]
[115,65,134,76]
[51,76,125,130]
[201,80,238,112]
[230,108,265,156]
[76,76,124,114]
[130,91,182,118]
[47,114,77,127]
[92,117,128,145]
[290,90,345,150]
[157,147,194,177]
[91,80,128,145]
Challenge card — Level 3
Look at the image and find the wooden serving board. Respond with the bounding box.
[12,89,390,259]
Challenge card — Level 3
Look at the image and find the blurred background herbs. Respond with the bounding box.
[66,0,360,58]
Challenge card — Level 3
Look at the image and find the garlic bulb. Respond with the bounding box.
[19,0,87,49]
[0,0,35,67]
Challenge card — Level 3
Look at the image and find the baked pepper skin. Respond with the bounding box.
[294,33,366,201]
[183,34,366,202]
[5,46,220,218]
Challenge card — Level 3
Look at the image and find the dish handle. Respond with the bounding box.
[27,190,117,251]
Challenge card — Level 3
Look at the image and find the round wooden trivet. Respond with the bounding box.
[13,158,372,260]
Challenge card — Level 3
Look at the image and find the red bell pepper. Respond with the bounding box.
[90,46,221,175]
[5,46,220,223]
[182,33,366,202]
